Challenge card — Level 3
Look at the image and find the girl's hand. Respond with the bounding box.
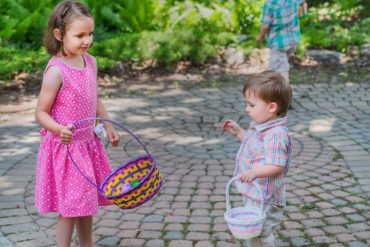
[239,169,257,183]
[223,119,241,137]
[60,124,74,144]
[105,124,120,147]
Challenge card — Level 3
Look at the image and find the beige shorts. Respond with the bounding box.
[268,47,296,73]
[243,201,285,247]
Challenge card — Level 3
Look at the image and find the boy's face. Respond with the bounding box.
[244,90,278,124]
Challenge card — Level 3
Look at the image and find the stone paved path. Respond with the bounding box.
[0,82,369,247]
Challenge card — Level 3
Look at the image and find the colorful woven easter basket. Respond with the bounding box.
[224,177,266,239]
[67,118,162,210]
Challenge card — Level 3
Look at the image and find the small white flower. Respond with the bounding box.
[94,123,106,138]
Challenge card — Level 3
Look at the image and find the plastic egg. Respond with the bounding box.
[131,179,141,188]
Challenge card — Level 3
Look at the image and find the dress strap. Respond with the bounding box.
[83,53,97,74]
[43,57,65,75]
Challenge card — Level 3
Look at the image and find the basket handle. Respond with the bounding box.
[66,117,154,195]
[72,117,151,156]
[225,177,264,215]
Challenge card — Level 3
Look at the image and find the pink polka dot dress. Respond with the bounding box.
[35,54,112,217]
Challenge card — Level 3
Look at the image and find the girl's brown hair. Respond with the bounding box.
[243,70,292,116]
[44,0,93,56]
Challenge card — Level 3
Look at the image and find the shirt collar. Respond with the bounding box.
[250,116,288,132]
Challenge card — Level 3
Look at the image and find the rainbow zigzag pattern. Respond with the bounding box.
[101,155,162,209]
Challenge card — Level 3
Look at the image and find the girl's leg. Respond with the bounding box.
[76,216,93,247]
[56,215,76,247]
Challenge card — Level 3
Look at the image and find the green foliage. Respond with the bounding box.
[162,1,235,33]
[160,0,261,35]
[83,0,160,33]
[0,0,57,48]
[227,0,263,35]
[90,30,235,67]
[1,0,370,80]
[0,46,48,80]
[300,2,370,51]
[90,33,142,66]
[350,18,370,45]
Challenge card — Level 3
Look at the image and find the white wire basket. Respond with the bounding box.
[224,177,266,239]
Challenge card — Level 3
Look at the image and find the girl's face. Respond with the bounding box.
[60,16,94,57]
[244,89,278,124]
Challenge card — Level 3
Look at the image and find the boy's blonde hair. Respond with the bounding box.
[243,71,292,116]
[44,0,93,56]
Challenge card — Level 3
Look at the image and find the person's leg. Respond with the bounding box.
[284,46,297,84]
[280,71,289,83]
[56,215,76,247]
[244,204,284,247]
[76,216,93,247]
[268,48,290,83]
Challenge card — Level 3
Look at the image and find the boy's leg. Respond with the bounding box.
[268,48,290,84]
[244,205,284,247]
[280,72,289,83]
[56,215,76,247]
[245,234,275,247]
[76,216,93,247]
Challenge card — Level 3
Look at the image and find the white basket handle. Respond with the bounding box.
[225,177,265,216]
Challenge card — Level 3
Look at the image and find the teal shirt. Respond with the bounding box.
[261,0,301,49]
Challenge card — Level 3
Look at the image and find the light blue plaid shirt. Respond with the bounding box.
[235,117,292,206]
[261,0,302,49]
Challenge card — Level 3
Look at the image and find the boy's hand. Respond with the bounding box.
[239,169,257,183]
[104,124,120,147]
[60,124,74,144]
[256,34,264,42]
[256,24,269,42]
[223,119,241,137]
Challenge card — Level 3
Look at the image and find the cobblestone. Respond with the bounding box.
[0,83,370,246]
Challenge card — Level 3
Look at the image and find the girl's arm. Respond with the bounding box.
[93,55,119,146]
[97,98,120,146]
[35,66,73,144]
[96,98,111,120]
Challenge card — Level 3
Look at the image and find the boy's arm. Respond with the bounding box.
[223,119,246,141]
[254,165,284,178]
[257,1,272,41]
[239,165,284,182]
[256,24,270,41]
[240,129,291,182]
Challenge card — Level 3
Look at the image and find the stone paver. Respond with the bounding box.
[0,82,369,246]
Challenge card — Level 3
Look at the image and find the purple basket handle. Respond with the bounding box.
[72,117,151,155]
[225,177,264,215]
[66,117,156,195]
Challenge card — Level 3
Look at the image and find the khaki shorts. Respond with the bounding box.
[268,47,296,73]
[243,200,285,247]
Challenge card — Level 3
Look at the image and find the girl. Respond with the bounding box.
[35,1,119,246]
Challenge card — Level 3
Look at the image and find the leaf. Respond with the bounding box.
[302,203,315,210]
